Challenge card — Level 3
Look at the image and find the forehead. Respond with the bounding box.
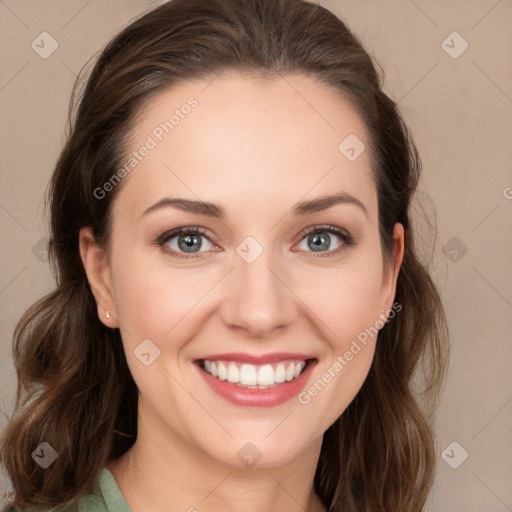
[113,71,377,222]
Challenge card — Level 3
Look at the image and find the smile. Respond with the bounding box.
[199,359,308,389]
[194,354,317,407]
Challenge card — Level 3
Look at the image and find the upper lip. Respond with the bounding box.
[195,352,315,364]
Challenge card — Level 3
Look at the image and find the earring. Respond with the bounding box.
[106,310,111,319]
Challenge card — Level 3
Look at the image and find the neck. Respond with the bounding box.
[108,403,326,512]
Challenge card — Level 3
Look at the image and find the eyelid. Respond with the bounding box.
[294,224,353,244]
[155,225,213,246]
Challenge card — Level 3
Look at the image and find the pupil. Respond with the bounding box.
[309,232,330,252]
[179,234,201,252]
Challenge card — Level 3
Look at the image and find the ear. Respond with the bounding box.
[79,227,119,328]
[379,222,405,318]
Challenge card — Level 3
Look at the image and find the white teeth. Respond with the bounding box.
[274,363,286,383]
[285,363,295,381]
[227,362,239,383]
[257,364,275,386]
[240,364,257,385]
[217,362,227,381]
[201,359,309,387]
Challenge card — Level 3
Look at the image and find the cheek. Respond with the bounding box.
[294,262,382,427]
[110,249,220,345]
[295,259,384,348]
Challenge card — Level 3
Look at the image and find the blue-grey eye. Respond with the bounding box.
[298,231,343,253]
[165,232,214,253]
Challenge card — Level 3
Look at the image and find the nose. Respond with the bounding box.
[219,242,297,338]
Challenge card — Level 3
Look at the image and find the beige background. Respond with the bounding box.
[1,0,511,510]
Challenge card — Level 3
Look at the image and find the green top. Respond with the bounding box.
[76,468,130,512]
[3,469,131,512]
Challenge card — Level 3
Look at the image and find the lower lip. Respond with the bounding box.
[195,360,316,407]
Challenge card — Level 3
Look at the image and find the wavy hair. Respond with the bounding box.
[1,0,449,510]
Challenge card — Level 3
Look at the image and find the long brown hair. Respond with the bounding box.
[1,0,449,510]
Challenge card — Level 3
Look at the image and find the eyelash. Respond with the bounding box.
[155,224,356,260]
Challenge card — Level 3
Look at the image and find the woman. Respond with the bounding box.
[0,0,449,510]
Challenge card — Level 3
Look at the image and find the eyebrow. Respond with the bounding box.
[140,191,368,219]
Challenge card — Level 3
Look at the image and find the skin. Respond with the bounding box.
[79,70,404,512]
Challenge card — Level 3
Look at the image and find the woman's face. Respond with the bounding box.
[85,71,403,469]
